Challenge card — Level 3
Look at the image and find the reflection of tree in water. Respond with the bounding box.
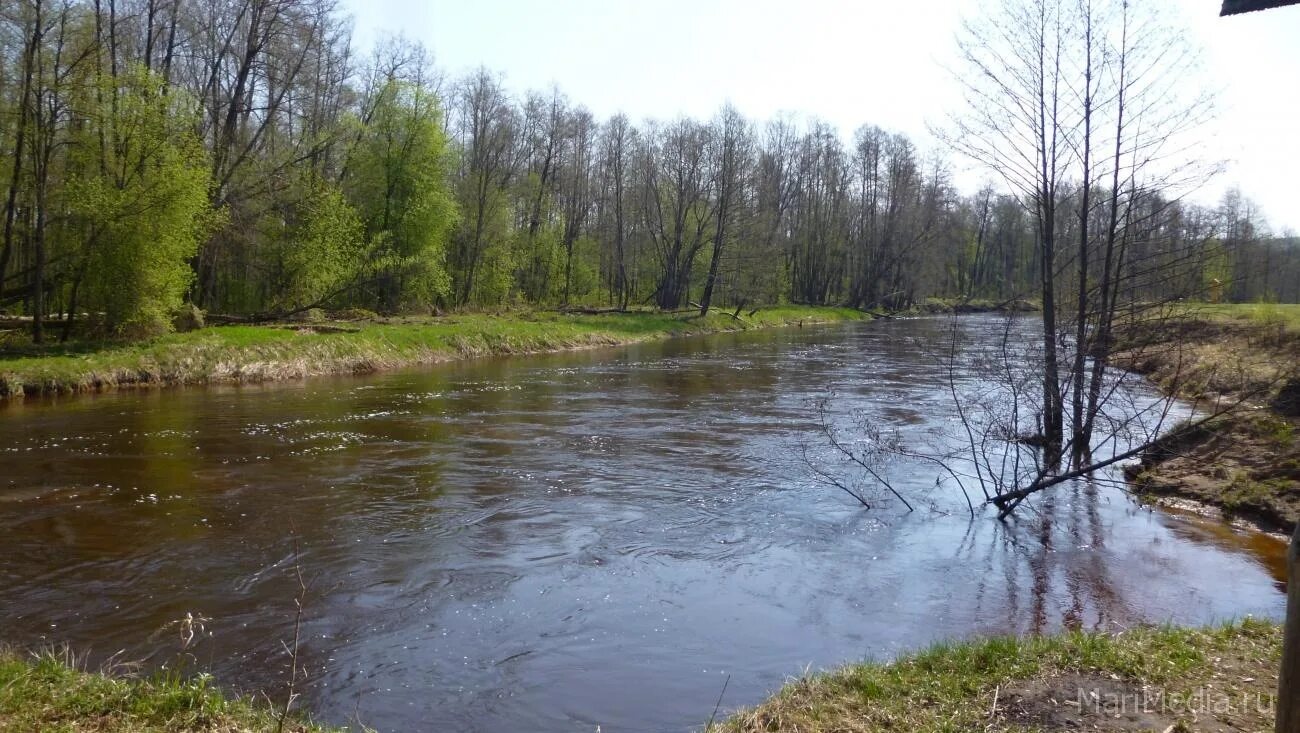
[953,477,1131,637]
[808,314,1283,639]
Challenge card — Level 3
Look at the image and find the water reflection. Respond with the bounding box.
[0,316,1286,732]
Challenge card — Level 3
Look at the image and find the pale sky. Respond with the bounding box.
[339,0,1300,233]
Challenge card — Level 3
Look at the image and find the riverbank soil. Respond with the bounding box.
[0,306,863,401]
[0,650,343,733]
[713,620,1280,733]
[1116,304,1300,532]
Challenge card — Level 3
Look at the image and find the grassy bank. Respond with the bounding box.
[1116,303,1300,532]
[0,306,863,401]
[713,619,1280,733]
[0,650,346,733]
[907,296,1040,315]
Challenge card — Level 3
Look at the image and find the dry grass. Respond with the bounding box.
[712,620,1280,733]
[1116,315,1298,406]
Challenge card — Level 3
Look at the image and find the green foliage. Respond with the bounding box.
[1202,240,1233,302]
[348,80,460,310]
[170,303,204,333]
[277,179,365,311]
[70,67,213,338]
[515,225,566,301]
[452,184,517,306]
[565,235,601,303]
[475,238,521,305]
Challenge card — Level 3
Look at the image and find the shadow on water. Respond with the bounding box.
[0,315,1287,732]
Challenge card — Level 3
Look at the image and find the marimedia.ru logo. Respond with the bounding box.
[1075,686,1276,717]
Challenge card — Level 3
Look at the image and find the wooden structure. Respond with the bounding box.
[1283,526,1300,732]
[1221,0,1300,15]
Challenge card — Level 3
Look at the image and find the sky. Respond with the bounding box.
[338,0,1300,233]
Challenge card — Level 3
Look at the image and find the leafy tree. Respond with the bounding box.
[275,179,366,312]
[70,67,212,337]
[347,79,459,311]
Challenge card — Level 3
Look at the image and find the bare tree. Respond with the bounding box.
[0,0,42,296]
[451,67,520,305]
[641,118,713,310]
[597,113,634,309]
[938,0,1217,476]
[558,106,595,305]
[698,104,751,315]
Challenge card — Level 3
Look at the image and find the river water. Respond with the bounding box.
[0,315,1287,732]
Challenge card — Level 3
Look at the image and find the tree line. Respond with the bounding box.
[0,0,1295,341]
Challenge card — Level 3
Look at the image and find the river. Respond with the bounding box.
[0,315,1287,732]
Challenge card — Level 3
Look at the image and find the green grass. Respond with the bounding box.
[712,619,1281,733]
[5,624,1278,733]
[0,306,865,399]
[0,649,347,732]
[1184,302,1300,331]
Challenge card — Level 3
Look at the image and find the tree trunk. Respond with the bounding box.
[1070,9,1095,467]
[562,234,575,306]
[1039,202,1062,465]
[1279,524,1300,733]
[698,238,723,315]
[0,5,41,286]
[31,192,46,344]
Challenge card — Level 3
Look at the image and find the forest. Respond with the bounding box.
[2,1,1300,732]
[0,0,1297,343]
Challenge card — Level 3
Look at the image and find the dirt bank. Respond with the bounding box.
[1116,306,1300,532]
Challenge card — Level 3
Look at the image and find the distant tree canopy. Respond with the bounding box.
[0,0,1294,341]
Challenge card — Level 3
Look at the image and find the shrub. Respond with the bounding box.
[290,308,327,324]
[171,303,205,332]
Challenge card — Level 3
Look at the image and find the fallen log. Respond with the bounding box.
[551,306,629,315]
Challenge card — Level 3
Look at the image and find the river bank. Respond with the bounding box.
[1,304,1285,732]
[1117,304,1300,532]
[0,306,863,401]
[8,622,1281,733]
[0,649,344,733]
[712,619,1280,733]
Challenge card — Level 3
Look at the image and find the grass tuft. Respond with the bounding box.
[0,648,349,732]
[712,620,1281,733]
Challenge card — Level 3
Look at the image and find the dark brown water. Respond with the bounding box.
[0,316,1286,732]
